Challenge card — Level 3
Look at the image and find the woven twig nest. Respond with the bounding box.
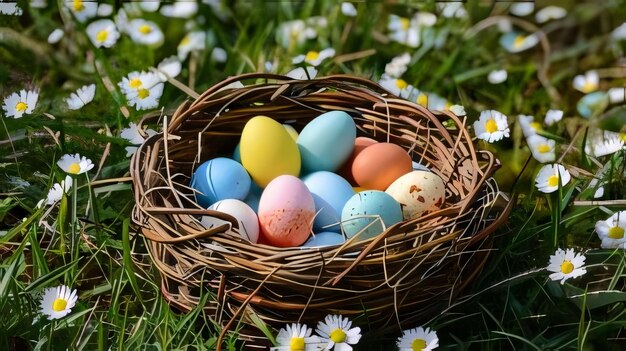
[131,73,508,344]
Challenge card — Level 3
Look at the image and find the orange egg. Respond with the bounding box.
[337,137,378,185]
[352,143,412,190]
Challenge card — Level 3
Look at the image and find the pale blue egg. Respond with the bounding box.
[243,182,262,212]
[341,190,402,241]
[303,171,355,233]
[190,157,251,207]
[303,231,346,247]
[297,111,356,173]
[577,92,609,119]
[233,143,241,163]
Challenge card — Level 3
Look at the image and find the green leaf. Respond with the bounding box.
[569,290,626,310]
[598,105,626,133]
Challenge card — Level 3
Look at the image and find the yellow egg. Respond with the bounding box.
[283,124,299,142]
[240,116,301,187]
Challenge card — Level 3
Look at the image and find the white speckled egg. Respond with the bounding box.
[385,170,446,220]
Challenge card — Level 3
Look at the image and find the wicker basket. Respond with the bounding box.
[130,73,509,346]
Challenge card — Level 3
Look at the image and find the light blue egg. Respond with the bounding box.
[243,182,262,212]
[233,143,241,163]
[297,111,356,173]
[341,190,402,241]
[303,171,355,233]
[190,157,251,208]
[577,92,609,119]
[412,161,431,172]
[303,231,346,247]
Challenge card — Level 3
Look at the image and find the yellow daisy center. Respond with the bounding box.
[305,51,319,62]
[513,35,526,48]
[329,328,347,343]
[181,35,191,46]
[560,260,574,274]
[15,101,28,112]
[139,24,153,35]
[138,88,150,99]
[412,338,427,351]
[68,162,81,174]
[444,102,452,110]
[129,78,143,89]
[96,30,108,43]
[485,119,498,133]
[395,79,408,90]
[72,0,84,12]
[417,93,428,107]
[608,226,625,239]
[547,174,559,187]
[52,298,68,312]
[582,81,597,93]
[530,122,542,131]
[290,337,305,351]
[400,17,410,30]
[537,144,551,153]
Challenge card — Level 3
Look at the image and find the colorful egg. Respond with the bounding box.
[207,199,260,243]
[240,116,301,187]
[386,171,446,220]
[303,171,355,233]
[341,190,403,241]
[303,231,346,247]
[338,136,378,184]
[258,175,315,247]
[351,142,412,190]
[190,157,251,208]
[297,111,356,173]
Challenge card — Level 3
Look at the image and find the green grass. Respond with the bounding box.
[1,0,626,350]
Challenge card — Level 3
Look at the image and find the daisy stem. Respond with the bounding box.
[0,117,22,178]
[70,176,79,278]
[551,185,562,249]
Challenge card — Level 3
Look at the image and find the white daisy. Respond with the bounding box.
[211,47,227,63]
[527,134,556,163]
[544,109,563,126]
[316,314,361,351]
[66,0,97,23]
[573,71,599,93]
[396,326,439,351]
[473,110,510,143]
[384,53,411,78]
[437,2,467,18]
[127,19,164,46]
[595,211,626,249]
[410,90,450,111]
[97,3,113,16]
[292,48,335,66]
[120,72,164,111]
[156,56,182,82]
[449,104,466,116]
[379,74,413,98]
[0,3,23,15]
[37,176,73,208]
[388,14,421,48]
[57,153,94,175]
[2,89,38,118]
[114,8,129,33]
[611,22,626,41]
[535,163,571,193]
[47,28,64,44]
[66,84,96,110]
[585,130,624,158]
[118,71,148,95]
[270,323,323,351]
[488,69,507,84]
[510,2,534,16]
[277,19,317,49]
[518,114,541,138]
[120,122,157,156]
[39,285,78,320]
[500,31,539,53]
[547,248,587,284]
[138,1,160,12]
[178,31,206,60]
[30,0,47,9]
[341,2,357,17]
[86,19,120,48]
[285,66,318,80]
[160,1,198,18]
[608,87,625,104]
[535,6,567,23]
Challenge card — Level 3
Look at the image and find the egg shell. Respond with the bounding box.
[258,175,315,247]
[297,111,356,173]
[386,171,446,220]
[352,143,413,190]
[240,116,301,187]
[208,199,260,243]
[233,143,241,163]
[302,231,346,248]
[338,137,378,184]
[243,182,262,212]
[190,157,251,208]
[283,124,299,141]
[341,190,403,241]
[302,171,355,233]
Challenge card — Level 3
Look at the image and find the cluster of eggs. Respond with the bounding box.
[190,111,446,248]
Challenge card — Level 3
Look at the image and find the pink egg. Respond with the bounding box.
[258,175,315,247]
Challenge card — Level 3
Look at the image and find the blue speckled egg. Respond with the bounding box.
[341,190,402,241]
